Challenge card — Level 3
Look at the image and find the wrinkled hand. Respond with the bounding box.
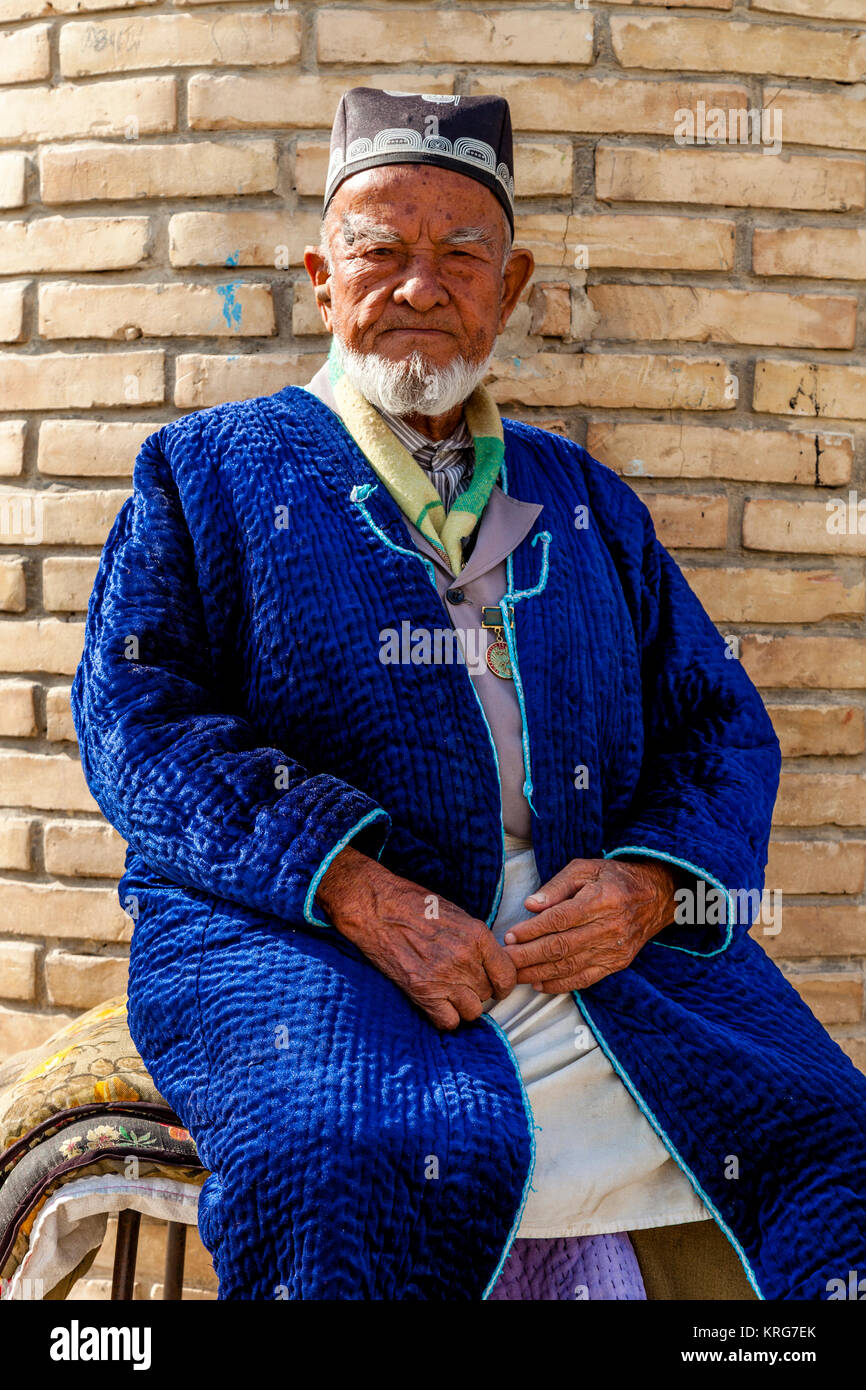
[316,845,517,1031]
[503,857,680,993]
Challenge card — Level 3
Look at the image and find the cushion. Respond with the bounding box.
[0,995,207,1296]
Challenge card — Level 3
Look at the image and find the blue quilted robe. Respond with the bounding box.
[71,385,866,1300]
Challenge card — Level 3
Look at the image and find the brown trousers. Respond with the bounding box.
[630,1219,757,1300]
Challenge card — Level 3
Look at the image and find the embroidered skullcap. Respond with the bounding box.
[323,88,515,235]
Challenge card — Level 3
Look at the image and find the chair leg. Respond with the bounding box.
[163,1222,187,1301]
[111,1210,141,1301]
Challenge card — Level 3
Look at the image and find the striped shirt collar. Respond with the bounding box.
[373,404,475,513]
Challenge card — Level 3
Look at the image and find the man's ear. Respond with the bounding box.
[303,246,333,327]
[497,246,535,334]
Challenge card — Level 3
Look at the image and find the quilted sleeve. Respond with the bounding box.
[70,428,391,931]
[602,513,781,958]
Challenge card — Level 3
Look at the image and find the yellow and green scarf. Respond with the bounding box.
[327,338,504,574]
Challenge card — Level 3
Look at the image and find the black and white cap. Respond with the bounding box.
[323,88,515,234]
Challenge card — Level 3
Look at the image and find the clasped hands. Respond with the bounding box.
[317,846,682,1032]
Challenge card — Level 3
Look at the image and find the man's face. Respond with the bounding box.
[305,163,534,375]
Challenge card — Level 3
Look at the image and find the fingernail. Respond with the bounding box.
[504,931,515,943]
[527,891,546,905]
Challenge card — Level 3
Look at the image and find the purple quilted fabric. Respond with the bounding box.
[489,1234,646,1301]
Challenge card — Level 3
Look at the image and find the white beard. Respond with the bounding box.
[331,329,495,417]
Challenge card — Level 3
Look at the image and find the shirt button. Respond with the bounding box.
[446,587,465,605]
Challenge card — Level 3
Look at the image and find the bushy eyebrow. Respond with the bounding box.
[340,213,497,256]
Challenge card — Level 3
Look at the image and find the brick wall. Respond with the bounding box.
[0,1,864,1079]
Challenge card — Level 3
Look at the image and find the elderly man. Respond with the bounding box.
[72,88,866,1301]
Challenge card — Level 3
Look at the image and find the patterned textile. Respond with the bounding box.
[0,997,169,1154]
[323,88,516,235]
[0,1000,205,1294]
[328,338,502,573]
[69,384,866,1299]
[0,1113,202,1289]
[374,405,474,512]
[488,1235,646,1301]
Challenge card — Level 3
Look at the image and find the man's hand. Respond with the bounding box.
[502,857,681,993]
[316,845,517,1030]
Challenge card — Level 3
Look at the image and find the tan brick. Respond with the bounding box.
[0,490,127,547]
[610,16,866,82]
[0,152,27,209]
[507,214,570,269]
[0,816,32,870]
[566,213,735,271]
[38,420,158,478]
[40,138,278,203]
[0,559,26,613]
[588,283,855,350]
[0,352,163,410]
[0,421,26,478]
[753,226,866,281]
[517,142,575,198]
[596,145,866,212]
[0,1005,77,1063]
[774,773,866,827]
[318,9,593,65]
[767,704,865,757]
[764,87,866,154]
[744,498,866,557]
[0,940,38,1000]
[188,72,453,132]
[174,353,325,409]
[0,0,158,16]
[588,422,852,486]
[754,360,866,421]
[291,280,324,337]
[292,140,332,197]
[528,282,570,338]
[487,352,736,411]
[44,820,126,878]
[63,12,299,76]
[38,282,276,340]
[169,209,319,268]
[742,634,866,689]
[787,973,861,1025]
[45,950,128,1008]
[683,566,863,623]
[640,494,728,549]
[604,0,732,6]
[0,216,149,273]
[45,686,77,742]
[0,680,37,736]
[472,75,749,136]
[766,841,866,896]
[838,1036,866,1074]
[0,621,84,676]
[0,76,176,144]
[0,879,128,941]
[0,22,50,84]
[0,281,28,343]
[43,558,100,612]
[751,0,865,21]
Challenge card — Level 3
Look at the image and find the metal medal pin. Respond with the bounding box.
[481,603,514,680]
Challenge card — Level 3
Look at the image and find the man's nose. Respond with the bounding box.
[392,254,449,310]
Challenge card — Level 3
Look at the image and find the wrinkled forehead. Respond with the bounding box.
[327,163,511,251]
